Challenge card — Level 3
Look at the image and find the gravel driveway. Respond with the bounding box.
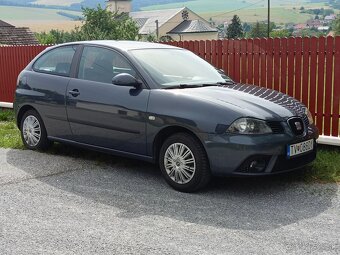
[0,147,339,254]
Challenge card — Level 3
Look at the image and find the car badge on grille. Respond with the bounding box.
[295,122,302,131]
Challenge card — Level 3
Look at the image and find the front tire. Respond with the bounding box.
[20,110,51,151]
[159,133,211,192]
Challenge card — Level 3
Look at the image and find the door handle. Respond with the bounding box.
[69,89,80,97]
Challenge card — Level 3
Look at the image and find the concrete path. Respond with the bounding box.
[0,148,339,254]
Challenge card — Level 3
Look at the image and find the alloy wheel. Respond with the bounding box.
[22,115,41,147]
[164,143,196,184]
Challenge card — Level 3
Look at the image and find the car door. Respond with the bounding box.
[28,45,78,139]
[66,45,150,155]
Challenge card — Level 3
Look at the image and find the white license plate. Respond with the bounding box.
[288,139,314,157]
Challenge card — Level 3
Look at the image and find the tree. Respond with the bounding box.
[248,22,276,38]
[242,22,252,33]
[270,29,292,38]
[298,29,324,37]
[334,16,340,35]
[35,32,56,44]
[159,35,174,42]
[248,22,267,38]
[79,5,139,40]
[35,5,139,44]
[145,33,157,42]
[226,15,244,39]
[324,9,335,16]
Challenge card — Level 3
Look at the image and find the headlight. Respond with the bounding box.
[305,108,314,125]
[227,118,272,135]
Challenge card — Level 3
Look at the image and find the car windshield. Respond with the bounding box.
[129,48,227,88]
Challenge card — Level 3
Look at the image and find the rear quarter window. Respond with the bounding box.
[33,46,77,77]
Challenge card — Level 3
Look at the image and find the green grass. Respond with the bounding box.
[0,109,339,183]
[0,110,15,122]
[0,110,23,149]
[308,146,340,183]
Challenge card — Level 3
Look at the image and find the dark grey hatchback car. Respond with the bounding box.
[14,41,319,192]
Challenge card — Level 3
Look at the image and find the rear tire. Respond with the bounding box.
[159,133,211,192]
[20,110,52,151]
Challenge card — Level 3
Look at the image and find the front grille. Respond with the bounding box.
[288,117,305,136]
[267,121,284,134]
[302,114,309,127]
[272,149,316,173]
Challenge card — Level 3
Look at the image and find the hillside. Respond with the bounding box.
[2,0,335,13]
[0,0,100,9]
[0,0,337,32]
[0,6,81,21]
[141,0,321,12]
[0,0,188,11]
[142,0,336,25]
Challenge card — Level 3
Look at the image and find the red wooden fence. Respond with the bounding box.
[0,37,339,137]
[167,36,340,138]
[0,45,48,103]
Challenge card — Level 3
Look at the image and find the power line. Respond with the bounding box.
[210,0,266,18]
[268,0,270,37]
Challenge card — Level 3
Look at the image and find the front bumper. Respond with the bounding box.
[203,124,319,176]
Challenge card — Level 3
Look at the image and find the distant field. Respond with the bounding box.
[203,7,314,25]
[0,6,81,21]
[141,0,313,13]
[0,6,82,31]
[33,0,82,6]
[142,0,333,24]
[12,20,82,32]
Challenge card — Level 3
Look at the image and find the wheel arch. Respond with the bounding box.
[152,125,208,163]
[16,105,38,128]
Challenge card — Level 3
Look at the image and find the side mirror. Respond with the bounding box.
[216,68,234,83]
[218,68,225,74]
[112,73,141,88]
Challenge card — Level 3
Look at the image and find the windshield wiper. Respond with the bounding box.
[217,81,235,85]
[164,82,234,90]
[164,84,205,89]
[201,81,235,87]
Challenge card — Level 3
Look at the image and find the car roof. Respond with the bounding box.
[61,40,180,51]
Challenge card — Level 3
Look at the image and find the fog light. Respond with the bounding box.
[249,160,266,173]
[237,156,271,173]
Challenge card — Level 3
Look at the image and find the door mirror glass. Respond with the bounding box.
[112,73,141,88]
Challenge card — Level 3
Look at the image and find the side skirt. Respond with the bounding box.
[48,136,155,163]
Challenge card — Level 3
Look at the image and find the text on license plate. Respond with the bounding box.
[288,139,314,157]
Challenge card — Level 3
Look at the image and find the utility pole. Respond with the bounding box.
[268,0,270,38]
[155,20,159,41]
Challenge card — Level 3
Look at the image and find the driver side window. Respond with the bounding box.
[78,46,136,84]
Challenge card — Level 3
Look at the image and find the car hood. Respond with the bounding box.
[172,84,307,120]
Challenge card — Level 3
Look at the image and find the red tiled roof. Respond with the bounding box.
[0,26,39,45]
[0,20,14,27]
[294,24,306,30]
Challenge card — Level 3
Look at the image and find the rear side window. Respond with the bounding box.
[33,46,77,77]
[78,46,136,84]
